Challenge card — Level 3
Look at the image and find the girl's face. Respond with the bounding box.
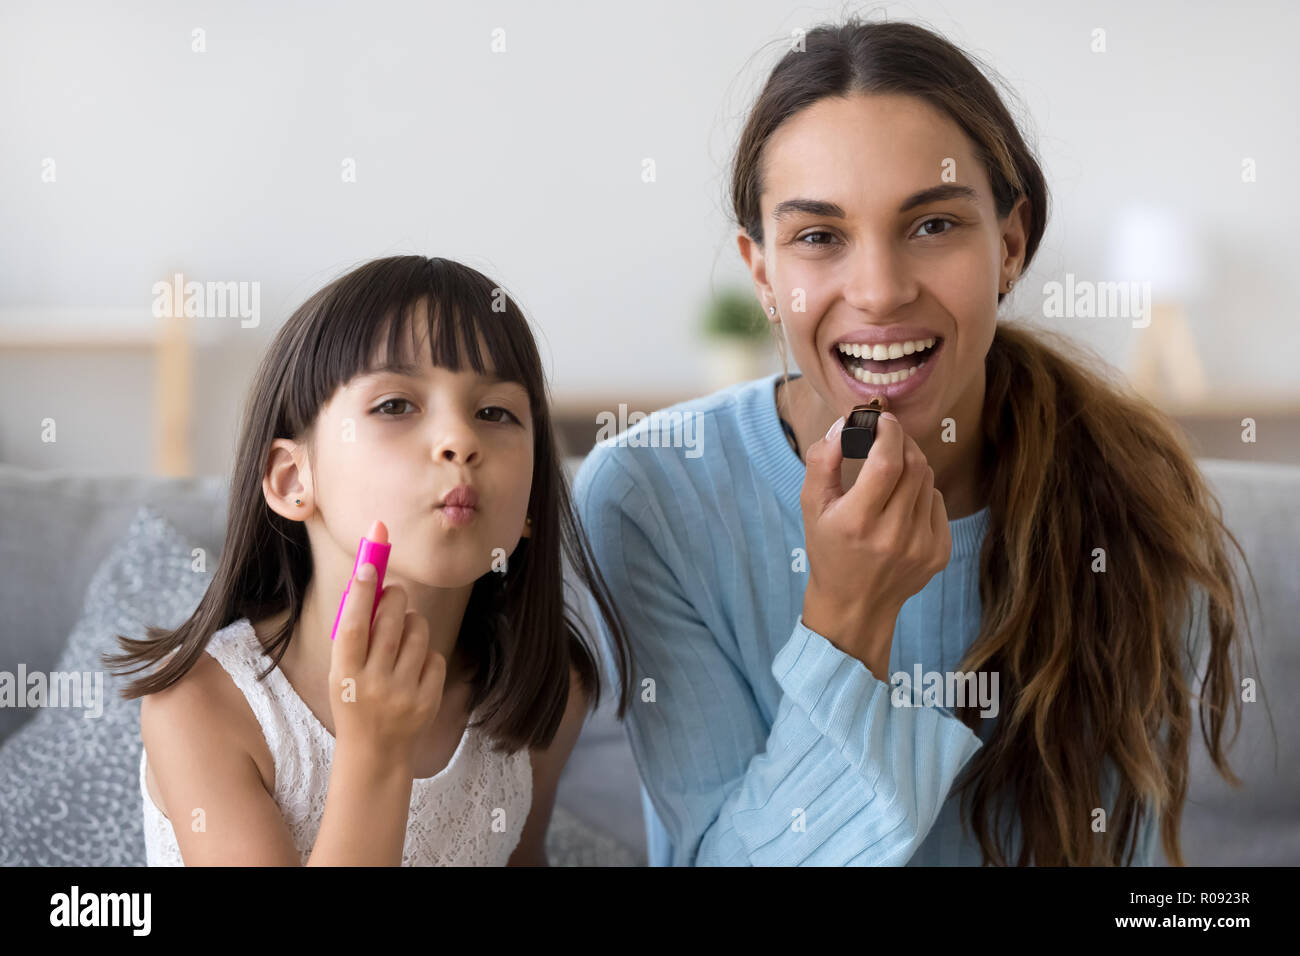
[741,92,1028,429]
[305,321,534,589]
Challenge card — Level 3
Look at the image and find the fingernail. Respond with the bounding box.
[356,562,376,582]
[881,412,898,422]
[825,416,845,441]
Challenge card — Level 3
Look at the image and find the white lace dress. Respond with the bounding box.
[140,617,533,865]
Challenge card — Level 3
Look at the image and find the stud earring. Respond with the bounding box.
[295,498,302,505]
[768,306,776,316]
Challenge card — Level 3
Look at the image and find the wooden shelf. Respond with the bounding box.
[0,308,161,348]
[0,304,197,477]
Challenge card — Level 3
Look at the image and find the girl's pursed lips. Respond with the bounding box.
[437,484,479,509]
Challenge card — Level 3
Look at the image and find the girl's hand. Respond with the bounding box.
[328,557,446,770]
[798,411,952,680]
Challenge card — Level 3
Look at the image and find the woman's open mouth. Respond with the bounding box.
[831,335,944,401]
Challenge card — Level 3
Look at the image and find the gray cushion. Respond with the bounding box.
[0,506,208,864]
[0,463,228,745]
[1161,459,1300,865]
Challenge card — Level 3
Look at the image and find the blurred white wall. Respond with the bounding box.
[2,0,1297,473]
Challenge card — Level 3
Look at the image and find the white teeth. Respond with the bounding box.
[834,336,939,386]
[847,363,922,386]
[836,337,936,359]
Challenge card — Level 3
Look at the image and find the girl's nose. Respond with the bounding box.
[439,446,476,463]
[434,421,479,464]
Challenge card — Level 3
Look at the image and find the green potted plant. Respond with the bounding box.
[698,288,774,387]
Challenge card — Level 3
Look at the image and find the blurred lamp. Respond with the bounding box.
[1106,206,1208,406]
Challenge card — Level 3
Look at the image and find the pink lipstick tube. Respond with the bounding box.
[330,534,391,641]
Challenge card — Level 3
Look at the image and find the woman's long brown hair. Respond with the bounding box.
[731,17,1261,864]
[103,255,634,752]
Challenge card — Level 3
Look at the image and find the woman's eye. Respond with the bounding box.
[479,406,520,425]
[796,230,837,247]
[796,219,956,247]
[916,217,956,238]
[373,398,415,416]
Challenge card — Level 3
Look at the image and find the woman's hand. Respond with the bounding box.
[799,411,952,681]
[328,559,446,771]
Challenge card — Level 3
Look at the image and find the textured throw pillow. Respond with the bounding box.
[0,505,207,865]
[0,504,637,866]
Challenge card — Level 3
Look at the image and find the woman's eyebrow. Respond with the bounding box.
[771,183,979,222]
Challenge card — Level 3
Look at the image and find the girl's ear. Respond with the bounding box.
[263,438,313,520]
[520,514,532,539]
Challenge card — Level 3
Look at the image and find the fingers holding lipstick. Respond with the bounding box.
[330,519,390,684]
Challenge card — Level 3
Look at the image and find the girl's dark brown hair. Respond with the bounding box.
[104,255,634,751]
[731,17,1263,864]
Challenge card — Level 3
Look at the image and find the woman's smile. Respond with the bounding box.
[829,333,945,403]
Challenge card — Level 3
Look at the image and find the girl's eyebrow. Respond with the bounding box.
[771,183,979,222]
[358,360,424,381]
[357,361,526,391]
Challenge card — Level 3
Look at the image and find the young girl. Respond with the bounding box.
[574,18,1256,866]
[105,255,633,866]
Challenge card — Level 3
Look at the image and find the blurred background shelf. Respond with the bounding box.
[0,305,197,477]
[549,392,1300,463]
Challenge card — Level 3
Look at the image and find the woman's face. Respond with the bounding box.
[741,92,1027,430]
[304,320,534,590]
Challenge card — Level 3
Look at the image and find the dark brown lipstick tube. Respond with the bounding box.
[840,397,888,459]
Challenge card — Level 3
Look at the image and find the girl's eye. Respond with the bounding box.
[371,399,520,425]
[478,406,520,425]
[373,398,415,416]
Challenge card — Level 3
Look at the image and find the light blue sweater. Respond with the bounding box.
[573,371,1161,866]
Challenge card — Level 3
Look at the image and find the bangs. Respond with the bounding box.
[284,256,540,435]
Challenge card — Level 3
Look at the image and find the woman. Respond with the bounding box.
[573,18,1251,866]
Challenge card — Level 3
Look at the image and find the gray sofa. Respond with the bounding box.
[1,457,1296,865]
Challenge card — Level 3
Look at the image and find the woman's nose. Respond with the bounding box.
[841,239,915,316]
